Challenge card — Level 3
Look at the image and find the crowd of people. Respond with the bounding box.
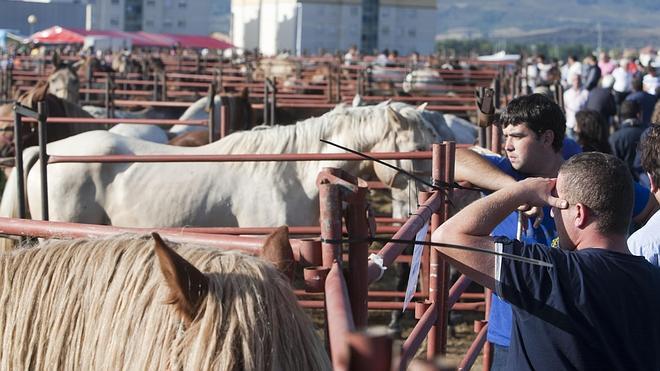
[433,64,660,368]
[525,50,659,188]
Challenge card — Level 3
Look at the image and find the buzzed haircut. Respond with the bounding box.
[640,125,660,187]
[559,152,633,234]
[499,93,566,152]
[620,100,640,120]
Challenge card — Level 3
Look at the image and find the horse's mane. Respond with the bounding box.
[209,103,431,155]
[0,236,329,370]
[14,80,50,105]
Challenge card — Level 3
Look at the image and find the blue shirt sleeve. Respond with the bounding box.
[562,138,582,160]
[633,182,650,218]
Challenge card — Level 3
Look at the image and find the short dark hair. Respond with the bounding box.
[575,110,609,152]
[499,93,566,152]
[632,77,643,92]
[640,125,660,187]
[620,100,640,120]
[559,152,633,234]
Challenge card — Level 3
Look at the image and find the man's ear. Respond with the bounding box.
[648,173,658,193]
[574,203,589,229]
[541,129,555,147]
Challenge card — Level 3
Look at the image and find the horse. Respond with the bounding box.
[46,57,82,104]
[0,230,330,370]
[0,81,102,159]
[170,88,253,137]
[402,68,445,95]
[1,103,438,229]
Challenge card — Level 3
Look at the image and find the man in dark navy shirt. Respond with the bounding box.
[433,153,660,370]
[452,94,657,370]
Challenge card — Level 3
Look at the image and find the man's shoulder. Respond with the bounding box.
[628,212,660,253]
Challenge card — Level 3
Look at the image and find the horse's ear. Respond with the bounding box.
[31,81,50,104]
[259,226,294,281]
[352,94,363,107]
[386,106,403,126]
[52,52,61,69]
[71,59,85,71]
[152,232,209,325]
[417,102,429,111]
[376,99,392,108]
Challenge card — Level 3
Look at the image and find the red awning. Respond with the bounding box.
[28,26,233,49]
[163,34,233,50]
[30,26,85,44]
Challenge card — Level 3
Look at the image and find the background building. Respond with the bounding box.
[0,0,86,36]
[231,0,436,56]
[4,0,232,36]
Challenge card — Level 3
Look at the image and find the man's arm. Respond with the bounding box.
[431,178,567,291]
[634,193,659,226]
[454,148,517,191]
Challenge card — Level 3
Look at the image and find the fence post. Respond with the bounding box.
[270,77,277,125]
[427,142,454,358]
[12,108,26,219]
[263,78,269,125]
[104,72,114,119]
[160,71,168,101]
[345,180,369,329]
[207,83,216,143]
[37,101,49,221]
[152,71,159,101]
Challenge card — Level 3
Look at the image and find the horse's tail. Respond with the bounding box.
[0,147,40,251]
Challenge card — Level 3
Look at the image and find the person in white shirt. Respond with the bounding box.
[563,55,583,89]
[612,58,632,105]
[563,74,589,138]
[642,65,659,95]
[628,125,660,266]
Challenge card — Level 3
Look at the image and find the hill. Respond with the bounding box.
[436,0,660,48]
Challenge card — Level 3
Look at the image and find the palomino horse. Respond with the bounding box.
[2,103,438,228]
[0,229,330,370]
[46,52,83,104]
[0,81,102,159]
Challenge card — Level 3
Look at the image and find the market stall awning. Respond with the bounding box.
[27,26,233,49]
[30,26,84,44]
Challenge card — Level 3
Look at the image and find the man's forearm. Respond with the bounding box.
[454,148,517,191]
[442,185,525,238]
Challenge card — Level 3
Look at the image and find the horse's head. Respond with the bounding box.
[47,62,80,104]
[150,229,329,369]
[0,82,67,158]
[112,53,142,76]
[371,104,437,189]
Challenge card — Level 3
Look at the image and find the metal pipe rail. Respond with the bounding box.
[47,150,438,164]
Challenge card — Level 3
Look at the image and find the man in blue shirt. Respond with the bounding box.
[433,152,660,370]
[625,77,657,126]
[452,94,657,370]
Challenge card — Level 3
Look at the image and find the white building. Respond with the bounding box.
[14,0,232,35]
[231,0,436,56]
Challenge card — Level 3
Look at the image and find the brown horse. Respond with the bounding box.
[0,228,330,370]
[0,81,103,158]
[169,89,253,147]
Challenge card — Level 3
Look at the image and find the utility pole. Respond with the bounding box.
[596,22,602,54]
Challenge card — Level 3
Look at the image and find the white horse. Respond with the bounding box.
[402,68,444,95]
[1,103,438,229]
[82,94,219,143]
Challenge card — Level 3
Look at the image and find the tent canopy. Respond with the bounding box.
[28,26,233,49]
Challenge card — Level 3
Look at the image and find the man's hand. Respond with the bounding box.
[514,178,568,210]
[517,204,545,229]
